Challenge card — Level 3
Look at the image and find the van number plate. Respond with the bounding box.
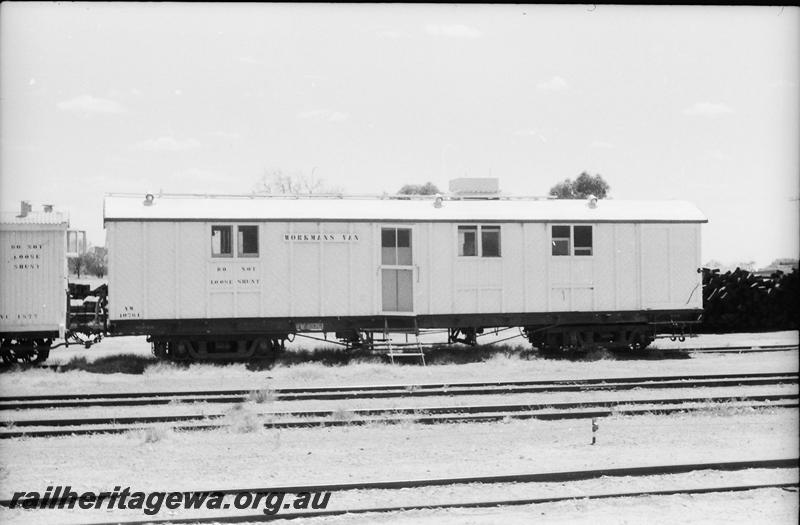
[296,322,324,331]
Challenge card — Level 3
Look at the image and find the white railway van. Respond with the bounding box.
[104,193,706,358]
[0,209,69,363]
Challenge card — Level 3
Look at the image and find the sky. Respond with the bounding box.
[1,3,798,267]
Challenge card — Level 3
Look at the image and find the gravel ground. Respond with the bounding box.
[0,409,796,491]
[0,331,796,524]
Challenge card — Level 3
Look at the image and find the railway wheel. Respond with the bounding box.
[0,339,16,365]
[7,339,51,364]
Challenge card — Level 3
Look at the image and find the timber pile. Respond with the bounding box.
[700,267,798,332]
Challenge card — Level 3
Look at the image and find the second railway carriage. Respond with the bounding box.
[0,207,69,363]
[104,193,706,359]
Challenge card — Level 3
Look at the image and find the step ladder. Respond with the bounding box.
[383,318,426,366]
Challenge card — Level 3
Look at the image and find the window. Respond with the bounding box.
[458,226,477,256]
[381,228,397,265]
[382,227,412,266]
[458,225,501,257]
[481,226,501,257]
[212,226,232,257]
[573,225,592,256]
[237,226,259,257]
[67,230,86,255]
[551,225,571,256]
[212,225,259,257]
[551,225,593,256]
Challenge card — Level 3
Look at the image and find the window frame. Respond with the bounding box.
[381,226,413,267]
[457,225,478,257]
[551,224,593,257]
[237,225,260,258]
[457,224,502,258]
[211,225,234,258]
[572,225,593,256]
[211,224,260,258]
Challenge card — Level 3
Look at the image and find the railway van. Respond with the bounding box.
[104,192,707,360]
[0,205,70,363]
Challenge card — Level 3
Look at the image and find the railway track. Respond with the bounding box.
[1,393,795,439]
[7,458,794,524]
[683,344,798,354]
[0,371,796,411]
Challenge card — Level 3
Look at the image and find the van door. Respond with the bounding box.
[380,227,413,312]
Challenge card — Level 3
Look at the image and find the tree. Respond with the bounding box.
[84,247,108,278]
[397,182,441,195]
[254,169,342,195]
[549,172,610,199]
[69,247,107,278]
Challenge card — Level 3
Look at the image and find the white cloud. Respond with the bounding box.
[57,95,128,115]
[537,76,569,92]
[514,128,547,143]
[425,24,482,38]
[377,30,411,39]
[237,56,262,65]
[212,131,241,140]
[682,102,734,117]
[297,109,350,123]
[328,111,350,122]
[130,137,201,152]
[705,149,731,161]
[589,140,615,149]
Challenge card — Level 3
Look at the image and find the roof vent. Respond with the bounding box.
[433,194,444,208]
[17,200,32,218]
[449,178,500,199]
[587,195,598,209]
[143,193,155,206]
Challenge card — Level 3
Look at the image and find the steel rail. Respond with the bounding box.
[90,482,800,524]
[1,371,796,407]
[686,344,798,354]
[0,376,796,411]
[1,398,795,439]
[1,458,795,510]
[3,393,797,430]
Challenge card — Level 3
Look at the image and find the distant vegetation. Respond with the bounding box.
[549,172,610,199]
[397,182,441,195]
[254,169,343,195]
[69,247,107,278]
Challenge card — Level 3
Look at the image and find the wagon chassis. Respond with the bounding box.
[112,308,702,360]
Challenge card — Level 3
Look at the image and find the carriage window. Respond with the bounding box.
[573,225,592,256]
[382,227,412,266]
[237,226,259,257]
[458,226,477,256]
[396,228,412,265]
[481,226,501,257]
[551,225,571,256]
[211,225,233,257]
[552,225,592,256]
[458,225,501,257]
[381,228,397,265]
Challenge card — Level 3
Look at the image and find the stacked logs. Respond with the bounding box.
[700,267,799,333]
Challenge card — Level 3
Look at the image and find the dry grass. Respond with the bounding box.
[248,387,276,404]
[58,354,157,374]
[222,405,263,433]
[138,425,172,443]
